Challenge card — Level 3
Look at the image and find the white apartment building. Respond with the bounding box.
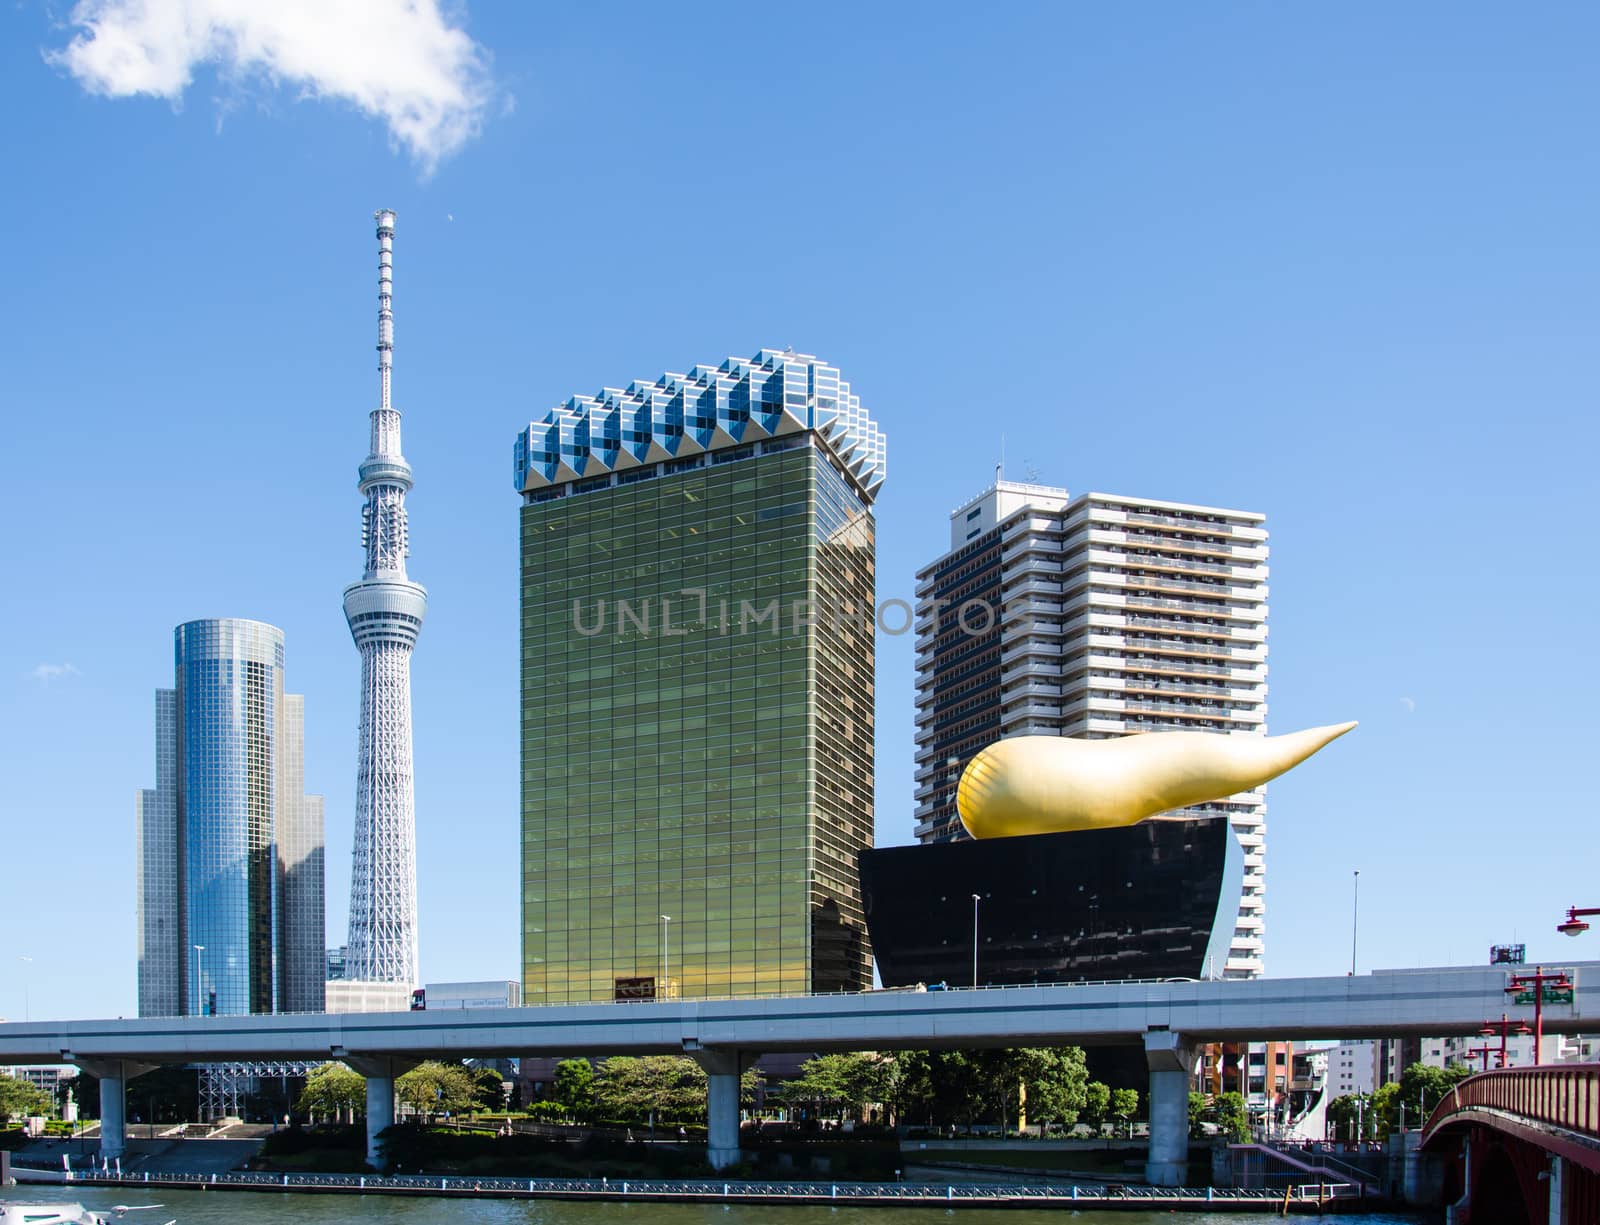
[914,481,1270,977]
[1326,1041,1377,1096]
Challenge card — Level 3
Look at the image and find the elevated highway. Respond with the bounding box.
[4,961,1593,1183]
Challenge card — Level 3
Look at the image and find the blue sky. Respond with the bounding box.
[2,2,1597,1022]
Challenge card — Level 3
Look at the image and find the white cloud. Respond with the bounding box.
[1399,696,1416,713]
[30,663,81,685]
[47,0,497,173]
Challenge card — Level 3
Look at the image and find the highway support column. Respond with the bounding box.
[691,1049,755,1171]
[74,1058,156,1165]
[1144,1029,1195,1188]
[1550,1154,1567,1225]
[345,1055,419,1172]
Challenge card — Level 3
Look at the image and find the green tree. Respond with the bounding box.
[396,1061,476,1121]
[552,1059,596,1120]
[1385,1062,1471,1133]
[1368,1082,1399,1138]
[1011,1047,1088,1134]
[740,1066,762,1111]
[777,1052,899,1124]
[471,1066,507,1112]
[897,1051,988,1128]
[1110,1087,1140,1137]
[1082,1080,1111,1133]
[1188,1091,1208,1139]
[1213,1090,1250,1141]
[0,1074,52,1123]
[296,1062,365,1122]
[896,1048,1088,1133]
[1326,1091,1383,1140]
[593,1056,707,1125]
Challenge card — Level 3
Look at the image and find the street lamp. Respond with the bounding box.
[18,955,32,1022]
[1349,870,1360,976]
[192,945,206,1016]
[971,894,981,989]
[1479,1014,1532,1068]
[1505,965,1573,1066]
[1557,906,1600,938]
[659,916,671,1000]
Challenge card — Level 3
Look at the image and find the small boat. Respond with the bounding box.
[0,1206,174,1225]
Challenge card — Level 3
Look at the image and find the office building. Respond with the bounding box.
[136,618,325,1020]
[913,482,1270,976]
[513,349,886,1004]
[343,209,427,988]
[861,818,1241,987]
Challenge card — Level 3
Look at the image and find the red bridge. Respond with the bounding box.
[1422,1064,1600,1224]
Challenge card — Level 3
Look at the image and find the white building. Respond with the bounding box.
[1325,1041,1377,1096]
[914,482,1270,976]
[1428,1031,1582,1070]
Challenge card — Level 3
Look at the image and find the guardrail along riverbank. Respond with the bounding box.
[6,1167,1380,1213]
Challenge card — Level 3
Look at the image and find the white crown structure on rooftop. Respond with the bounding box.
[513,349,886,498]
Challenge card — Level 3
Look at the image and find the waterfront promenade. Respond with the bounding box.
[6,1167,1370,1213]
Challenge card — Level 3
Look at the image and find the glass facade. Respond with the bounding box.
[860,818,1243,987]
[518,354,882,1005]
[136,619,324,1018]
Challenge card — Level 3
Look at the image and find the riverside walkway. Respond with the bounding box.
[9,1167,1370,1213]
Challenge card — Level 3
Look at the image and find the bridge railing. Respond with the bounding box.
[1422,1062,1600,1144]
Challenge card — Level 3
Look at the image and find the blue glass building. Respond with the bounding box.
[136,619,324,1017]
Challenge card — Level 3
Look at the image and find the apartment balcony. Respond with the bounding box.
[1002,701,1064,723]
[1002,678,1065,700]
[1109,635,1240,659]
[1111,696,1258,716]
[1003,557,1065,580]
[1111,678,1264,703]
[1119,573,1268,603]
[1120,509,1267,538]
[1118,613,1261,639]
[1122,595,1265,622]
[1118,630,1266,657]
[1089,548,1241,579]
[1093,655,1255,684]
[1000,639,1063,668]
[1113,529,1269,561]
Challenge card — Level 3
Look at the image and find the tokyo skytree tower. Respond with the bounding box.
[342,209,426,985]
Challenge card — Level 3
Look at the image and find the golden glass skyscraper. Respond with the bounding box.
[513,350,885,1003]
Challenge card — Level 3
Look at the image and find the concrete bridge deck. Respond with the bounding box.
[3,961,1592,1187]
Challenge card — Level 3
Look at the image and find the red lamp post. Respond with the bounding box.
[1504,965,1574,1066]
[1557,906,1600,938]
[1479,1014,1533,1068]
[1457,1043,1495,1073]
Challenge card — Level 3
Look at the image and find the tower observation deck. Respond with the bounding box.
[342,208,426,986]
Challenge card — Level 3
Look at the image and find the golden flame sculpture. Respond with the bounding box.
[956,722,1357,839]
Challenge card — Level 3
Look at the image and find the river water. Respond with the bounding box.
[1,1186,1429,1223]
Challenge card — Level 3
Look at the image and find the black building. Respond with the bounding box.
[859,818,1242,987]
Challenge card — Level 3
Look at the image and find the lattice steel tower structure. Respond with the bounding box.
[342,208,426,985]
